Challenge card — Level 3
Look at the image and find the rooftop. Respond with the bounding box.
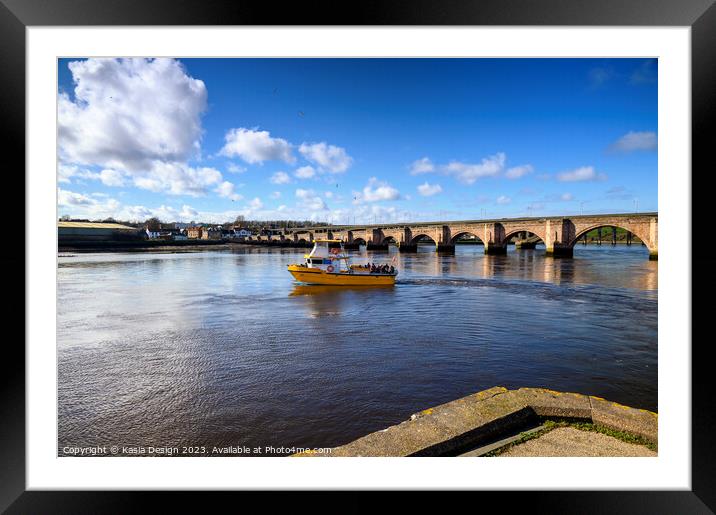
[58,221,137,230]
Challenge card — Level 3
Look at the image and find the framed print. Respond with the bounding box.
[3,0,714,511]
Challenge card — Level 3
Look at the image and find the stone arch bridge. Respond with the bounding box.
[272,213,658,259]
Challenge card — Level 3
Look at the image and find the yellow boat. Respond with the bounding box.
[288,239,397,286]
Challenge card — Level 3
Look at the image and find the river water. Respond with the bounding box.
[57,244,657,455]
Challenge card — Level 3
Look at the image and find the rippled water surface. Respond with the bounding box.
[58,244,657,454]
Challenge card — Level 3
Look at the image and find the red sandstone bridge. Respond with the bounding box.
[248,212,658,260]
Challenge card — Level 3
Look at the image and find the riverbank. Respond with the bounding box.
[295,386,657,457]
[58,239,235,253]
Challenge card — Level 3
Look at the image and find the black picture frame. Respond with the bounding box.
[2,0,713,511]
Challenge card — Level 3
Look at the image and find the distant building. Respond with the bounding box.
[233,228,252,238]
[186,226,203,239]
[58,221,144,243]
[202,227,222,240]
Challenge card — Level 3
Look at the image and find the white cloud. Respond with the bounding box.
[226,162,247,174]
[298,142,353,173]
[59,165,128,187]
[296,188,328,210]
[442,152,506,184]
[215,181,243,201]
[294,165,317,179]
[270,171,291,185]
[417,182,442,197]
[610,131,657,152]
[410,157,435,175]
[58,58,207,172]
[249,197,264,210]
[560,192,574,201]
[505,164,534,179]
[556,166,608,182]
[58,164,80,183]
[58,188,96,207]
[496,195,511,205]
[270,191,281,199]
[131,162,223,196]
[220,128,295,164]
[354,177,401,203]
[97,169,126,187]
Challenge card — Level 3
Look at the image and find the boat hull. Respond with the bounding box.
[288,265,396,285]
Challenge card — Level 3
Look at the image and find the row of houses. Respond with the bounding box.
[145,225,253,241]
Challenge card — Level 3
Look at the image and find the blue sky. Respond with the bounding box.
[57,58,657,224]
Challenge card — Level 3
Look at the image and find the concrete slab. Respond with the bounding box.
[294,386,658,457]
[589,396,658,444]
[497,427,656,457]
[512,388,592,419]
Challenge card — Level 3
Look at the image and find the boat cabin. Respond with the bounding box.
[302,240,348,273]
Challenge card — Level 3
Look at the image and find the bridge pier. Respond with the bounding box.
[545,245,573,258]
[398,243,417,252]
[343,242,360,250]
[484,244,507,255]
[514,240,537,250]
[436,244,455,253]
[367,243,389,251]
[649,250,658,260]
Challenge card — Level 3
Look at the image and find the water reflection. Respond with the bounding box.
[58,244,657,455]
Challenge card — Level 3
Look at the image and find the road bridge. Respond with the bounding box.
[250,212,658,259]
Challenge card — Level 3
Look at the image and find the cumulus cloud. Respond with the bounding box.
[557,166,607,182]
[496,195,511,205]
[214,181,243,201]
[131,162,223,196]
[441,152,506,184]
[410,157,435,175]
[505,164,534,179]
[226,162,247,174]
[270,171,291,185]
[248,197,263,210]
[417,182,442,197]
[56,58,242,199]
[560,193,574,201]
[353,177,401,203]
[220,128,295,164]
[295,188,328,210]
[58,188,96,207]
[96,169,125,187]
[294,165,316,179]
[298,142,353,173]
[58,58,207,172]
[58,164,80,183]
[609,131,657,152]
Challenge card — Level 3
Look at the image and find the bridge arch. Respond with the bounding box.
[410,234,437,245]
[450,231,484,244]
[569,223,650,251]
[352,237,367,246]
[503,229,546,244]
[382,236,398,245]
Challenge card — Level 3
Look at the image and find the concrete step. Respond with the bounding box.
[458,424,548,457]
